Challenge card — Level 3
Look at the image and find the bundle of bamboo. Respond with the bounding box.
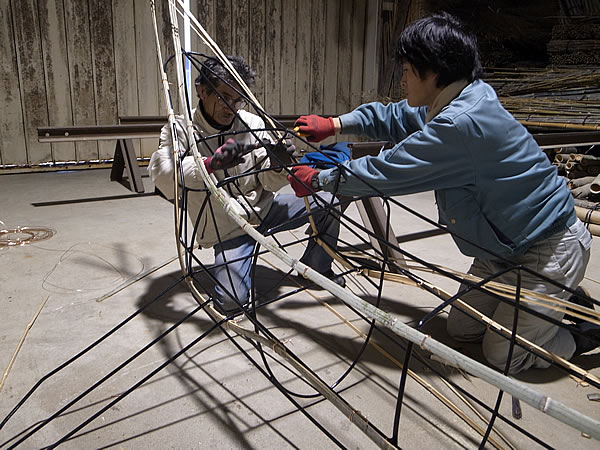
[486,67,600,97]
[549,22,600,65]
[484,67,600,132]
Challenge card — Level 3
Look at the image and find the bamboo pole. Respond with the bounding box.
[519,121,600,131]
[571,183,593,198]
[591,174,600,194]
[575,154,600,164]
[568,176,595,189]
[575,205,600,225]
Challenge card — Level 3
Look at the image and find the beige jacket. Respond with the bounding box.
[148,108,288,248]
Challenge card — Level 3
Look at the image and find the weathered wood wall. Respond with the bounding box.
[0,0,382,168]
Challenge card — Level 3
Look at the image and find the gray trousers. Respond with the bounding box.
[447,219,592,374]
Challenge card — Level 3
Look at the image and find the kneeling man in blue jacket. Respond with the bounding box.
[289,12,596,374]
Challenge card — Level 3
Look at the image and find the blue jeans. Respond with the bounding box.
[212,192,340,311]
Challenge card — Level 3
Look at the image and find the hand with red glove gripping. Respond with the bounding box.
[204,138,253,173]
[294,115,335,142]
[287,165,320,197]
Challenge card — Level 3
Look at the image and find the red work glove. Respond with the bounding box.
[204,138,251,173]
[287,165,320,197]
[294,115,335,142]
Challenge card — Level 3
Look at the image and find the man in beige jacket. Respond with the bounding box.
[149,55,342,315]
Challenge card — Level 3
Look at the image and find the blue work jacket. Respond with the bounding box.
[319,80,575,259]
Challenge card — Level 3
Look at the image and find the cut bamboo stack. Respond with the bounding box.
[556,152,600,182]
[554,150,600,236]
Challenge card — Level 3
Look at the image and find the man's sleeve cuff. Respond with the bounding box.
[318,168,338,191]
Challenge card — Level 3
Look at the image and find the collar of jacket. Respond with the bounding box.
[193,101,235,133]
[426,79,469,123]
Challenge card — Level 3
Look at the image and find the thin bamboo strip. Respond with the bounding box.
[305,299,514,450]
[315,237,600,382]
[222,309,396,450]
[376,258,600,324]
[382,264,600,326]
[0,296,50,392]
[547,40,600,54]
[174,2,282,141]
[439,378,516,450]
[487,67,600,97]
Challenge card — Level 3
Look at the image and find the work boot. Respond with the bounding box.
[564,286,594,323]
[568,321,600,356]
[323,270,346,288]
[296,270,346,289]
[211,296,249,317]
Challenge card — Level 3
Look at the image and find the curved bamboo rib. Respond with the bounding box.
[157,0,600,443]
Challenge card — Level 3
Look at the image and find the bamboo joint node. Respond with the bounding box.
[271,341,287,355]
[540,396,551,413]
[348,408,364,422]
[420,334,431,350]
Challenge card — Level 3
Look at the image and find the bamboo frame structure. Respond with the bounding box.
[1,3,599,449]
[157,0,600,442]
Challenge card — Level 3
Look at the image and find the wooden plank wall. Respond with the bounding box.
[0,0,383,168]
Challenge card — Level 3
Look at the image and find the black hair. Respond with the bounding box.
[398,12,482,87]
[194,55,256,91]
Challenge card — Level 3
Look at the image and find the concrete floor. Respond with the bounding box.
[0,167,599,449]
